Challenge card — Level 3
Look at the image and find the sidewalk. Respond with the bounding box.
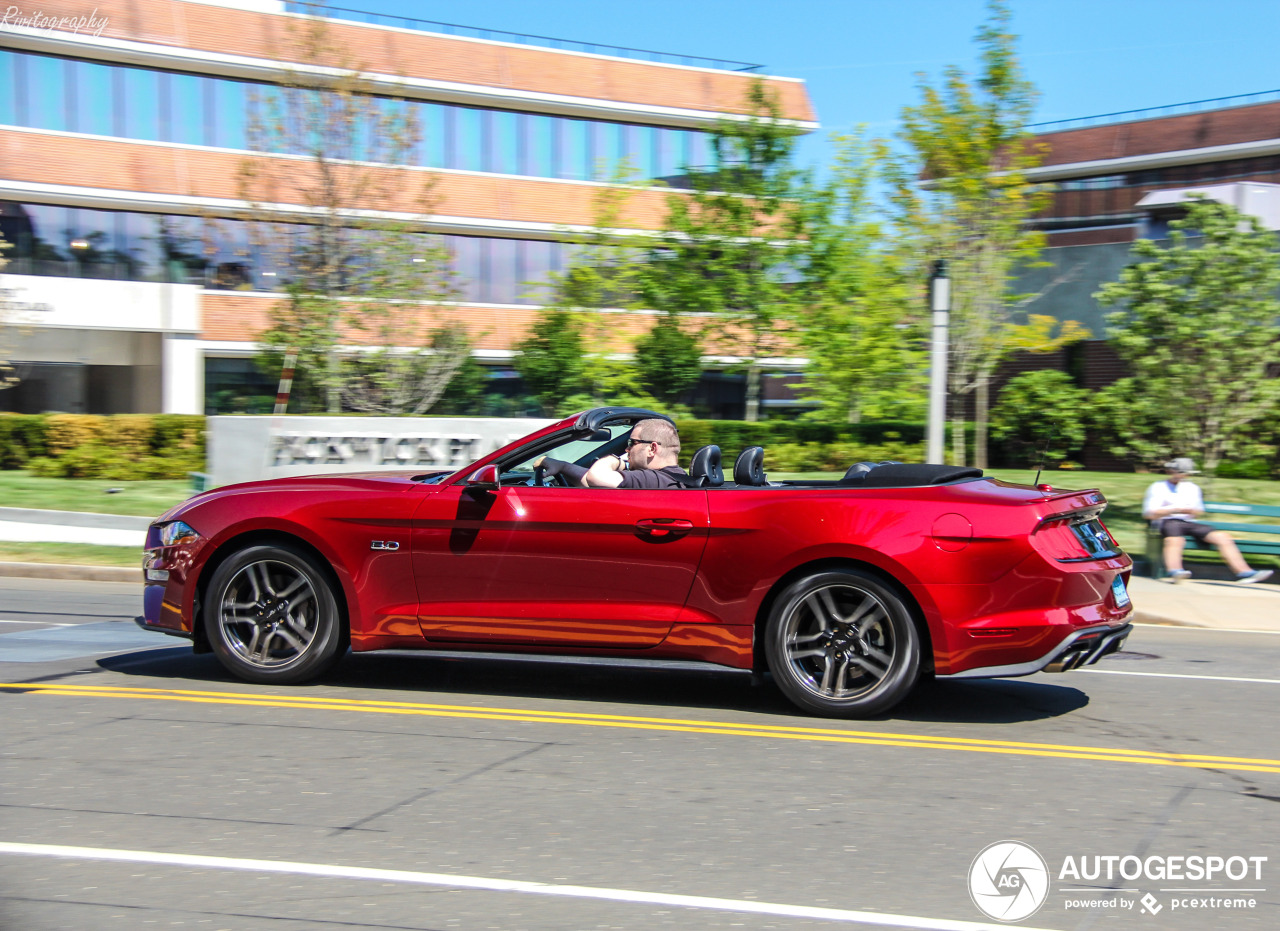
[1126,574,1280,632]
[1,510,1277,630]
[0,507,148,547]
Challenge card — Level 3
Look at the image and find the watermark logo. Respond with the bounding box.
[1,6,109,37]
[1139,892,1162,915]
[968,840,1050,922]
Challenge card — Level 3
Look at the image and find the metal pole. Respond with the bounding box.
[926,259,950,465]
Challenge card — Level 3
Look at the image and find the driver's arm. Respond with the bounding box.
[584,454,626,488]
[537,457,589,486]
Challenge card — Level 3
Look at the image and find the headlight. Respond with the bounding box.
[159,520,200,546]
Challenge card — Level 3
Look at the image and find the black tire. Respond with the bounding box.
[764,568,921,717]
[204,544,346,684]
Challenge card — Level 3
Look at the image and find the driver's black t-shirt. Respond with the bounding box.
[617,465,690,489]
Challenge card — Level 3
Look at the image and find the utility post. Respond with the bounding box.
[926,259,950,464]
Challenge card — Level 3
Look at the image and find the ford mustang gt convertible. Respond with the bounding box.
[139,407,1133,717]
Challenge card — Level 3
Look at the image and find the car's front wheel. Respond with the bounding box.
[765,568,921,717]
[204,544,346,684]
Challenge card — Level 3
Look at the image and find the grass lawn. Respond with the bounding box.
[0,471,193,517]
[0,542,142,567]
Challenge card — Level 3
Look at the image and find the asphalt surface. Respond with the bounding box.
[1,577,1277,931]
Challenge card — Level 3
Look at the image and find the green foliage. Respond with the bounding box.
[1094,198,1280,473]
[45,414,108,456]
[0,414,49,467]
[990,370,1087,467]
[641,81,804,421]
[673,418,929,469]
[890,1,1077,467]
[635,313,703,405]
[3,414,205,479]
[514,310,588,415]
[792,132,924,423]
[241,17,465,414]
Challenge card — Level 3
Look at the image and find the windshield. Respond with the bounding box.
[499,424,633,486]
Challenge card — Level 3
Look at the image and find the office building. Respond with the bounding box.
[0,0,816,414]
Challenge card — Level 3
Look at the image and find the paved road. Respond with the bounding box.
[1,578,1277,931]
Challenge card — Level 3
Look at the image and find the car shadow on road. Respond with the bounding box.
[97,648,1090,725]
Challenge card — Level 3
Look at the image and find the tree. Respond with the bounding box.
[515,169,662,415]
[641,81,804,421]
[634,312,702,406]
[238,10,466,413]
[891,0,1068,466]
[513,309,587,415]
[1093,197,1280,473]
[792,132,924,423]
[990,369,1087,467]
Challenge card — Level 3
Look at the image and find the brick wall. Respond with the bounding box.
[0,129,675,230]
[199,292,656,350]
[1039,102,1280,166]
[23,0,814,123]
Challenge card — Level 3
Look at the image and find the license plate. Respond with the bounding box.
[1112,576,1130,608]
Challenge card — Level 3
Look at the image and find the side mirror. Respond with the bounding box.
[466,464,500,491]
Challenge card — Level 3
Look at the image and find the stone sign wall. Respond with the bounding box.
[208,416,555,487]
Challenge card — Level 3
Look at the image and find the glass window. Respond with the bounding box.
[488,109,519,175]
[0,51,16,125]
[453,107,483,171]
[487,237,519,304]
[557,118,590,181]
[420,102,446,168]
[519,113,553,178]
[448,235,481,302]
[27,53,68,132]
[169,72,204,145]
[217,78,249,150]
[123,67,160,140]
[73,59,114,137]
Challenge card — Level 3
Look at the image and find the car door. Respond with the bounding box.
[411,482,710,648]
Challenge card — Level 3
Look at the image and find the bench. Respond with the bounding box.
[1145,501,1280,578]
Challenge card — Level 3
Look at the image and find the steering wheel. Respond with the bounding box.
[532,464,548,487]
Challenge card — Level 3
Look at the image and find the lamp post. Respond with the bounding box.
[926,259,950,464]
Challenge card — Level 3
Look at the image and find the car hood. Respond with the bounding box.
[155,471,448,523]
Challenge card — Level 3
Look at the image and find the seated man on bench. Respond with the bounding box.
[1143,457,1274,584]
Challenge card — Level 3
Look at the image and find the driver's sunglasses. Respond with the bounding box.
[625,437,661,449]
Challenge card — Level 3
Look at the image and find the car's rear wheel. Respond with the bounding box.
[204,544,346,684]
[765,568,920,717]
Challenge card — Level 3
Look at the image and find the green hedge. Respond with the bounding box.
[0,413,205,480]
[675,419,929,471]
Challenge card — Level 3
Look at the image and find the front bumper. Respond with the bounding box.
[938,622,1132,679]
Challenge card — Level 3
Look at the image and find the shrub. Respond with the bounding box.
[103,414,155,459]
[1214,457,1274,480]
[991,371,1087,468]
[0,414,50,468]
[44,414,108,457]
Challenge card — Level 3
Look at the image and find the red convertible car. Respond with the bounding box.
[139,407,1133,717]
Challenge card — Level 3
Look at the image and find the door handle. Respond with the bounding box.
[635,518,694,537]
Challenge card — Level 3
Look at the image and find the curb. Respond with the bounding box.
[0,561,139,583]
[1130,609,1207,629]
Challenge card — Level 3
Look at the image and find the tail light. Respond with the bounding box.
[1033,512,1121,562]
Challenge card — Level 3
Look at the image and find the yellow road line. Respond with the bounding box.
[4,681,1278,774]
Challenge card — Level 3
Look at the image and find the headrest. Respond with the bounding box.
[689,445,723,487]
[734,446,768,486]
[842,461,877,481]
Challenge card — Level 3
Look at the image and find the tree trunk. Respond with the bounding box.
[974,376,989,470]
[950,413,965,467]
[744,363,761,422]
